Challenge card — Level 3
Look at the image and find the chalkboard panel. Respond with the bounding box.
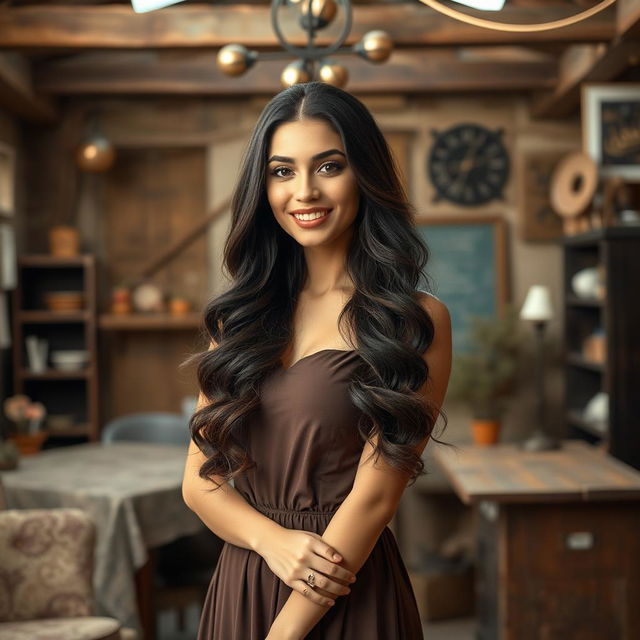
[415,216,508,352]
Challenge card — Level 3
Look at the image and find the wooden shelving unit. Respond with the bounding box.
[562,227,640,470]
[98,312,201,331]
[11,255,100,442]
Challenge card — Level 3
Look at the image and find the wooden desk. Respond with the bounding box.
[434,440,640,640]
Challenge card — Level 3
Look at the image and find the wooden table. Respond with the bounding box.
[434,440,640,640]
[2,442,204,640]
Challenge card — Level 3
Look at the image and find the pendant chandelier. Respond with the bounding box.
[132,0,621,89]
[216,0,392,89]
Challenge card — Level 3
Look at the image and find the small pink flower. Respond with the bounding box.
[3,395,32,421]
[25,402,47,420]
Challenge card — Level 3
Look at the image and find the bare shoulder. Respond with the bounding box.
[416,290,451,336]
[415,291,452,410]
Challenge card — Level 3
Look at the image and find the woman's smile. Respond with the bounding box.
[290,207,333,227]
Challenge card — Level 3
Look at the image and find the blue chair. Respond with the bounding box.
[101,412,191,446]
[101,411,222,632]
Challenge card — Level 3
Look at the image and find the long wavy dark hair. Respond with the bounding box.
[188,81,448,491]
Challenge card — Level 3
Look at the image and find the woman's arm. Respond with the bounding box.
[182,438,283,552]
[267,295,452,640]
[183,333,287,550]
[182,339,355,595]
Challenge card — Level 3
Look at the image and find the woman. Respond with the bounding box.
[182,81,452,640]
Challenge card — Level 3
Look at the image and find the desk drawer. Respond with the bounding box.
[499,501,640,640]
[504,501,639,576]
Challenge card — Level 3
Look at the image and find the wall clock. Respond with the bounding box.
[428,123,510,206]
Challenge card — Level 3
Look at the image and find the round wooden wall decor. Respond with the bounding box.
[550,151,598,219]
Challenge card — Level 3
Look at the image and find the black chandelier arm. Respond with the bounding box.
[270,0,353,60]
[254,44,373,64]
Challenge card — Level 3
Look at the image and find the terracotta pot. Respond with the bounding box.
[49,226,80,257]
[471,419,500,446]
[10,432,48,456]
[169,297,191,316]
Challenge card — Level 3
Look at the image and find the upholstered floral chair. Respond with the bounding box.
[0,507,137,640]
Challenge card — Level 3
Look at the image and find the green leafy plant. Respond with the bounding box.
[447,305,522,420]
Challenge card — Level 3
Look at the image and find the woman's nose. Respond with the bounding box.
[295,176,319,201]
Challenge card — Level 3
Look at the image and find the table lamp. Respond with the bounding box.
[519,285,561,452]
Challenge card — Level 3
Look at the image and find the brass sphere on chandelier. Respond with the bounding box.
[217,44,256,77]
[281,60,313,87]
[218,0,395,88]
[355,30,393,63]
[301,0,338,29]
[318,60,349,88]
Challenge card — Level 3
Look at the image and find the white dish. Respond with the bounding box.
[50,350,89,363]
[571,267,599,299]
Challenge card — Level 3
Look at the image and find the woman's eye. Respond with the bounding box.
[270,166,292,178]
[319,161,342,174]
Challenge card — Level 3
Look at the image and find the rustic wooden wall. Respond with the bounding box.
[19,94,581,428]
[104,147,207,307]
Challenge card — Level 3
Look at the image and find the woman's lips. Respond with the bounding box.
[290,209,332,228]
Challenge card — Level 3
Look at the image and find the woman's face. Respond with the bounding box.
[266,118,360,248]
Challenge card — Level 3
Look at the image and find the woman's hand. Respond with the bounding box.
[257,527,356,607]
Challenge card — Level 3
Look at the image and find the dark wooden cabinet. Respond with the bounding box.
[12,254,99,442]
[562,227,640,470]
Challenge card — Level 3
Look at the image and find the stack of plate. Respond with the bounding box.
[50,350,89,371]
[47,414,76,431]
[45,291,84,312]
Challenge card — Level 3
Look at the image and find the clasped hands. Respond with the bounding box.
[259,527,356,640]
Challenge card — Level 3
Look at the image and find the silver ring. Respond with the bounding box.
[306,572,316,588]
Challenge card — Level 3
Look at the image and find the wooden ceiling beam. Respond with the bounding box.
[33,49,557,95]
[0,52,57,122]
[531,40,637,118]
[0,3,616,50]
[531,0,640,118]
[617,0,640,37]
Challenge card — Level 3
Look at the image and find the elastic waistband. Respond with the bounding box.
[252,504,340,517]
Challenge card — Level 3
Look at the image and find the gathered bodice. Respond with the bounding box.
[234,348,364,516]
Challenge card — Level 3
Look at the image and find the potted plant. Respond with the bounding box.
[3,394,48,456]
[447,305,521,445]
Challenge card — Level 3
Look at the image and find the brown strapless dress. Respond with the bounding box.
[197,348,424,639]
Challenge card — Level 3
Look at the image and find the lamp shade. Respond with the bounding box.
[131,0,185,13]
[520,285,554,322]
[452,0,506,9]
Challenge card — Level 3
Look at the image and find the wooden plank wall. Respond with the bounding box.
[100,146,207,419]
[18,94,580,431]
[104,147,207,308]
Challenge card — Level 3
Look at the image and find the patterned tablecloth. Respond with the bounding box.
[1,441,205,633]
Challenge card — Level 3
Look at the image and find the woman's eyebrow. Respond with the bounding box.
[267,148,346,163]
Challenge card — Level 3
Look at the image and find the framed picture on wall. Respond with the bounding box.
[0,142,16,217]
[414,215,508,353]
[582,83,640,181]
